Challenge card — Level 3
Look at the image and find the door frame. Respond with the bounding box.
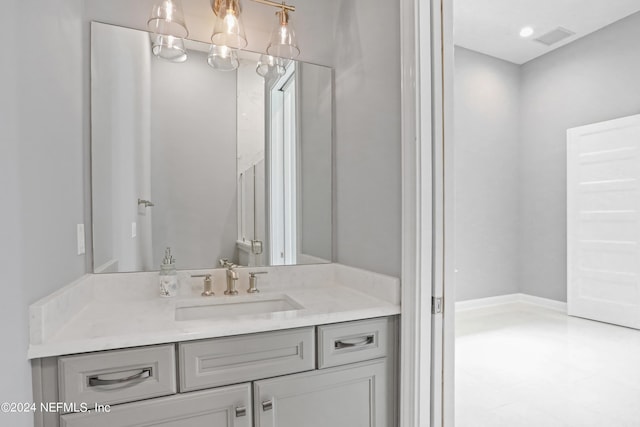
[399,0,454,426]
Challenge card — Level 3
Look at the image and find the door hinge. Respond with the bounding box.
[432,297,443,314]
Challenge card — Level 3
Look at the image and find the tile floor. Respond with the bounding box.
[455,302,640,427]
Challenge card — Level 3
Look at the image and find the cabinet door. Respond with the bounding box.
[60,383,251,427]
[254,359,389,427]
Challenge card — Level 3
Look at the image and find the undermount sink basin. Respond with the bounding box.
[175,296,304,321]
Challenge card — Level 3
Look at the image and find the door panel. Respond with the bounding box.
[567,114,640,329]
[254,359,388,427]
[60,383,251,427]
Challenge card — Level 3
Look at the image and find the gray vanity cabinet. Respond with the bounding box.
[254,359,389,427]
[60,383,252,427]
[33,316,397,427]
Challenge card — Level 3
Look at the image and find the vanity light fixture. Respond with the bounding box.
[208,0,299,71]
[211,0,248,49]
[148,0,189,38]
[148,0,189,61]
[208,0,247,71]
[263,1,299,59]
[148,0,301,67]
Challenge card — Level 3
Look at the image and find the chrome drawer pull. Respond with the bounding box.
[334,335,374,349]
[262,400,273,411]
[88,368,152,387]
[235,406,247,417]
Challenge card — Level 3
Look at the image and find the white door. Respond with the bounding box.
[567,114,640,329]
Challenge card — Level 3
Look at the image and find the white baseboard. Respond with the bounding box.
[456,293,567,313]
[517,294,567,312]
[455,294,520,311]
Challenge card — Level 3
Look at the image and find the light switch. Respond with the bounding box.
[132,222,137,238]
[77,224,85,255]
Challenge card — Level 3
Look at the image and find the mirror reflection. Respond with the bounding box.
[91,22,333,273]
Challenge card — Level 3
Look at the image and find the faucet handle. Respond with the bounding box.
[249,271,268,277]
[247,271,268,294]
[220,258,237,269]
[192,274,214,297]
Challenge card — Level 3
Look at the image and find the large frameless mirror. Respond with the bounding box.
[91,22,333,273]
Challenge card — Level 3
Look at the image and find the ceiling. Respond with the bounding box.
[454,0,640,64]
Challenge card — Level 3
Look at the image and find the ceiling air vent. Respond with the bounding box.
[534,27,575,46]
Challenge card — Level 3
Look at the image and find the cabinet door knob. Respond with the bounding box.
[235,406,247,417]
[262,400,273,411]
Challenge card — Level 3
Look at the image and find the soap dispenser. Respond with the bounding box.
[159,247,179,297]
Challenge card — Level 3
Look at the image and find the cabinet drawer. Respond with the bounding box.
[179,327,315,392]
[317,317,390,369]
[58,344,176,411]
[60,383,252,427]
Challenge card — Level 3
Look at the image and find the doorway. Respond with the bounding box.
[268,62,298,266]
[451,1,640,426]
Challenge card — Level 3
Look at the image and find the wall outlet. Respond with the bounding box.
[77,224,85,255]
[131,222,137,238]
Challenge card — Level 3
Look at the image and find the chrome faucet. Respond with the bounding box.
[224,264,239,295]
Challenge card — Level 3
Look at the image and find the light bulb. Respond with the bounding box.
[164,1,174,21]
[224,11,240,34]
[520,26,534,38]
[211,0,247,49]
[266,10,299,59]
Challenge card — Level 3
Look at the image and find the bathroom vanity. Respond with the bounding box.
[28,20,403,427]
[29,264,401,427]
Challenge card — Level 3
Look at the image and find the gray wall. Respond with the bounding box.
[2,0,87,424]
[519,11,640,301]
[333,0,402,277]
[1,2,30,426]
[150,50,237,269]
[454,47,521,301]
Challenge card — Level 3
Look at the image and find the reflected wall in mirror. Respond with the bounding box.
[91,22,333,273]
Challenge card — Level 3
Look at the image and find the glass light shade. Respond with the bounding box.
[256,54,288,78]
[151,34,188,63]
[148,0,189,39]
[207,44,239,71]
[211,0,248,50]
[266,10,300,59]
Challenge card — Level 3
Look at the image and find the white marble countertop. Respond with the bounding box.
[28,264,401,359]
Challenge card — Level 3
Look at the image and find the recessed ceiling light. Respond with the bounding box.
[520,26,534,38]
